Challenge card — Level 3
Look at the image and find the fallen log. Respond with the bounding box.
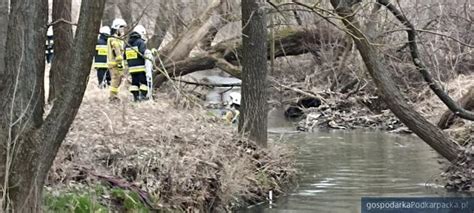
[155,27,346,87]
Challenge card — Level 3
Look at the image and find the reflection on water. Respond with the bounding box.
[242,129,452,213]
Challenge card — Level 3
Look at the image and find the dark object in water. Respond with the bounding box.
[285,97,321,119]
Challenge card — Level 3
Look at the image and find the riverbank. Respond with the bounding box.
[45,79,296,211]
[296,74,473,143]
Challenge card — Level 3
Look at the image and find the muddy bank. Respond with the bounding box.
[46,81,295,211]
[293,92,407,133]
[294,75,473,139]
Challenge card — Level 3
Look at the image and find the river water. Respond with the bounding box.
[242,127,455,213]
[200,77,457,212]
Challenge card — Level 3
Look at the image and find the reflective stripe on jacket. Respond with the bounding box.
[94,34,108,68]
[126,32,146,73]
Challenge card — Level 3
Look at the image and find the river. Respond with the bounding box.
[200,76,458,212]
[242,126,456,212]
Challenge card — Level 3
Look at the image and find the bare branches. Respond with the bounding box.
[330,0,461,162]
[48,18,77,26]
[269,78,328,104]
[380,28,474,49]
[377,0,474,121]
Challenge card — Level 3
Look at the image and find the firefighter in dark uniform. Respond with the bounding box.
[94,26,111,88]
[45,26,54,64]
[125,25,148,101]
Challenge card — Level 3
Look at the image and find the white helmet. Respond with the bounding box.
[229,92,241,106]
[99,26,111,35]
[111,18,127,29]
[133,25,147,38]
[47,26,53,36]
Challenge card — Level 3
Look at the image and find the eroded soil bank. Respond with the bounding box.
[45,80,296,212]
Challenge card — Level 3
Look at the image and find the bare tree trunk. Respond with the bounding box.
[438,86,474,129]
[199,0,236,51]
[0,0,49,211]
[117,0,133,25]
[147,2,169,50]
[239,0,268,147]
[0,0,8,76]
[159,0,225,63]
[199,24,221,51]
[38,0,106,196]
[0,0,105,211]
[102,0,116,26]
[48,0,73,103]
[330,0,460,162]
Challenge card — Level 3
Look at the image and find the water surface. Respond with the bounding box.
[243,129,451,213]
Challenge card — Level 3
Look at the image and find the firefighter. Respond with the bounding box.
[45,26,54,64]
[94,26,111,88]
[224,92,241,124]
[107,19,127,102]
[125,25,149,101]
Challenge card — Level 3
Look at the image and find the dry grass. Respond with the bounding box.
[46,74,296,211]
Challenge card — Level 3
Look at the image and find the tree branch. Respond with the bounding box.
[377,0,474,121]
[48,18,77,26]
[331,0,460,162]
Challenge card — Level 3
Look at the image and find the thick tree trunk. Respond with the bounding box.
[48,0,74,103]
[38,0,106,192]
[0,0,49,211]
[239,0,268,147]
[0,0,47,132]
[0,0,105,211]
[438,86,474,129]
[330,0,460,162]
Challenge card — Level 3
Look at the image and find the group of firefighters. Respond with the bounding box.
[46,18,241,122]
[93,18,155,102]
